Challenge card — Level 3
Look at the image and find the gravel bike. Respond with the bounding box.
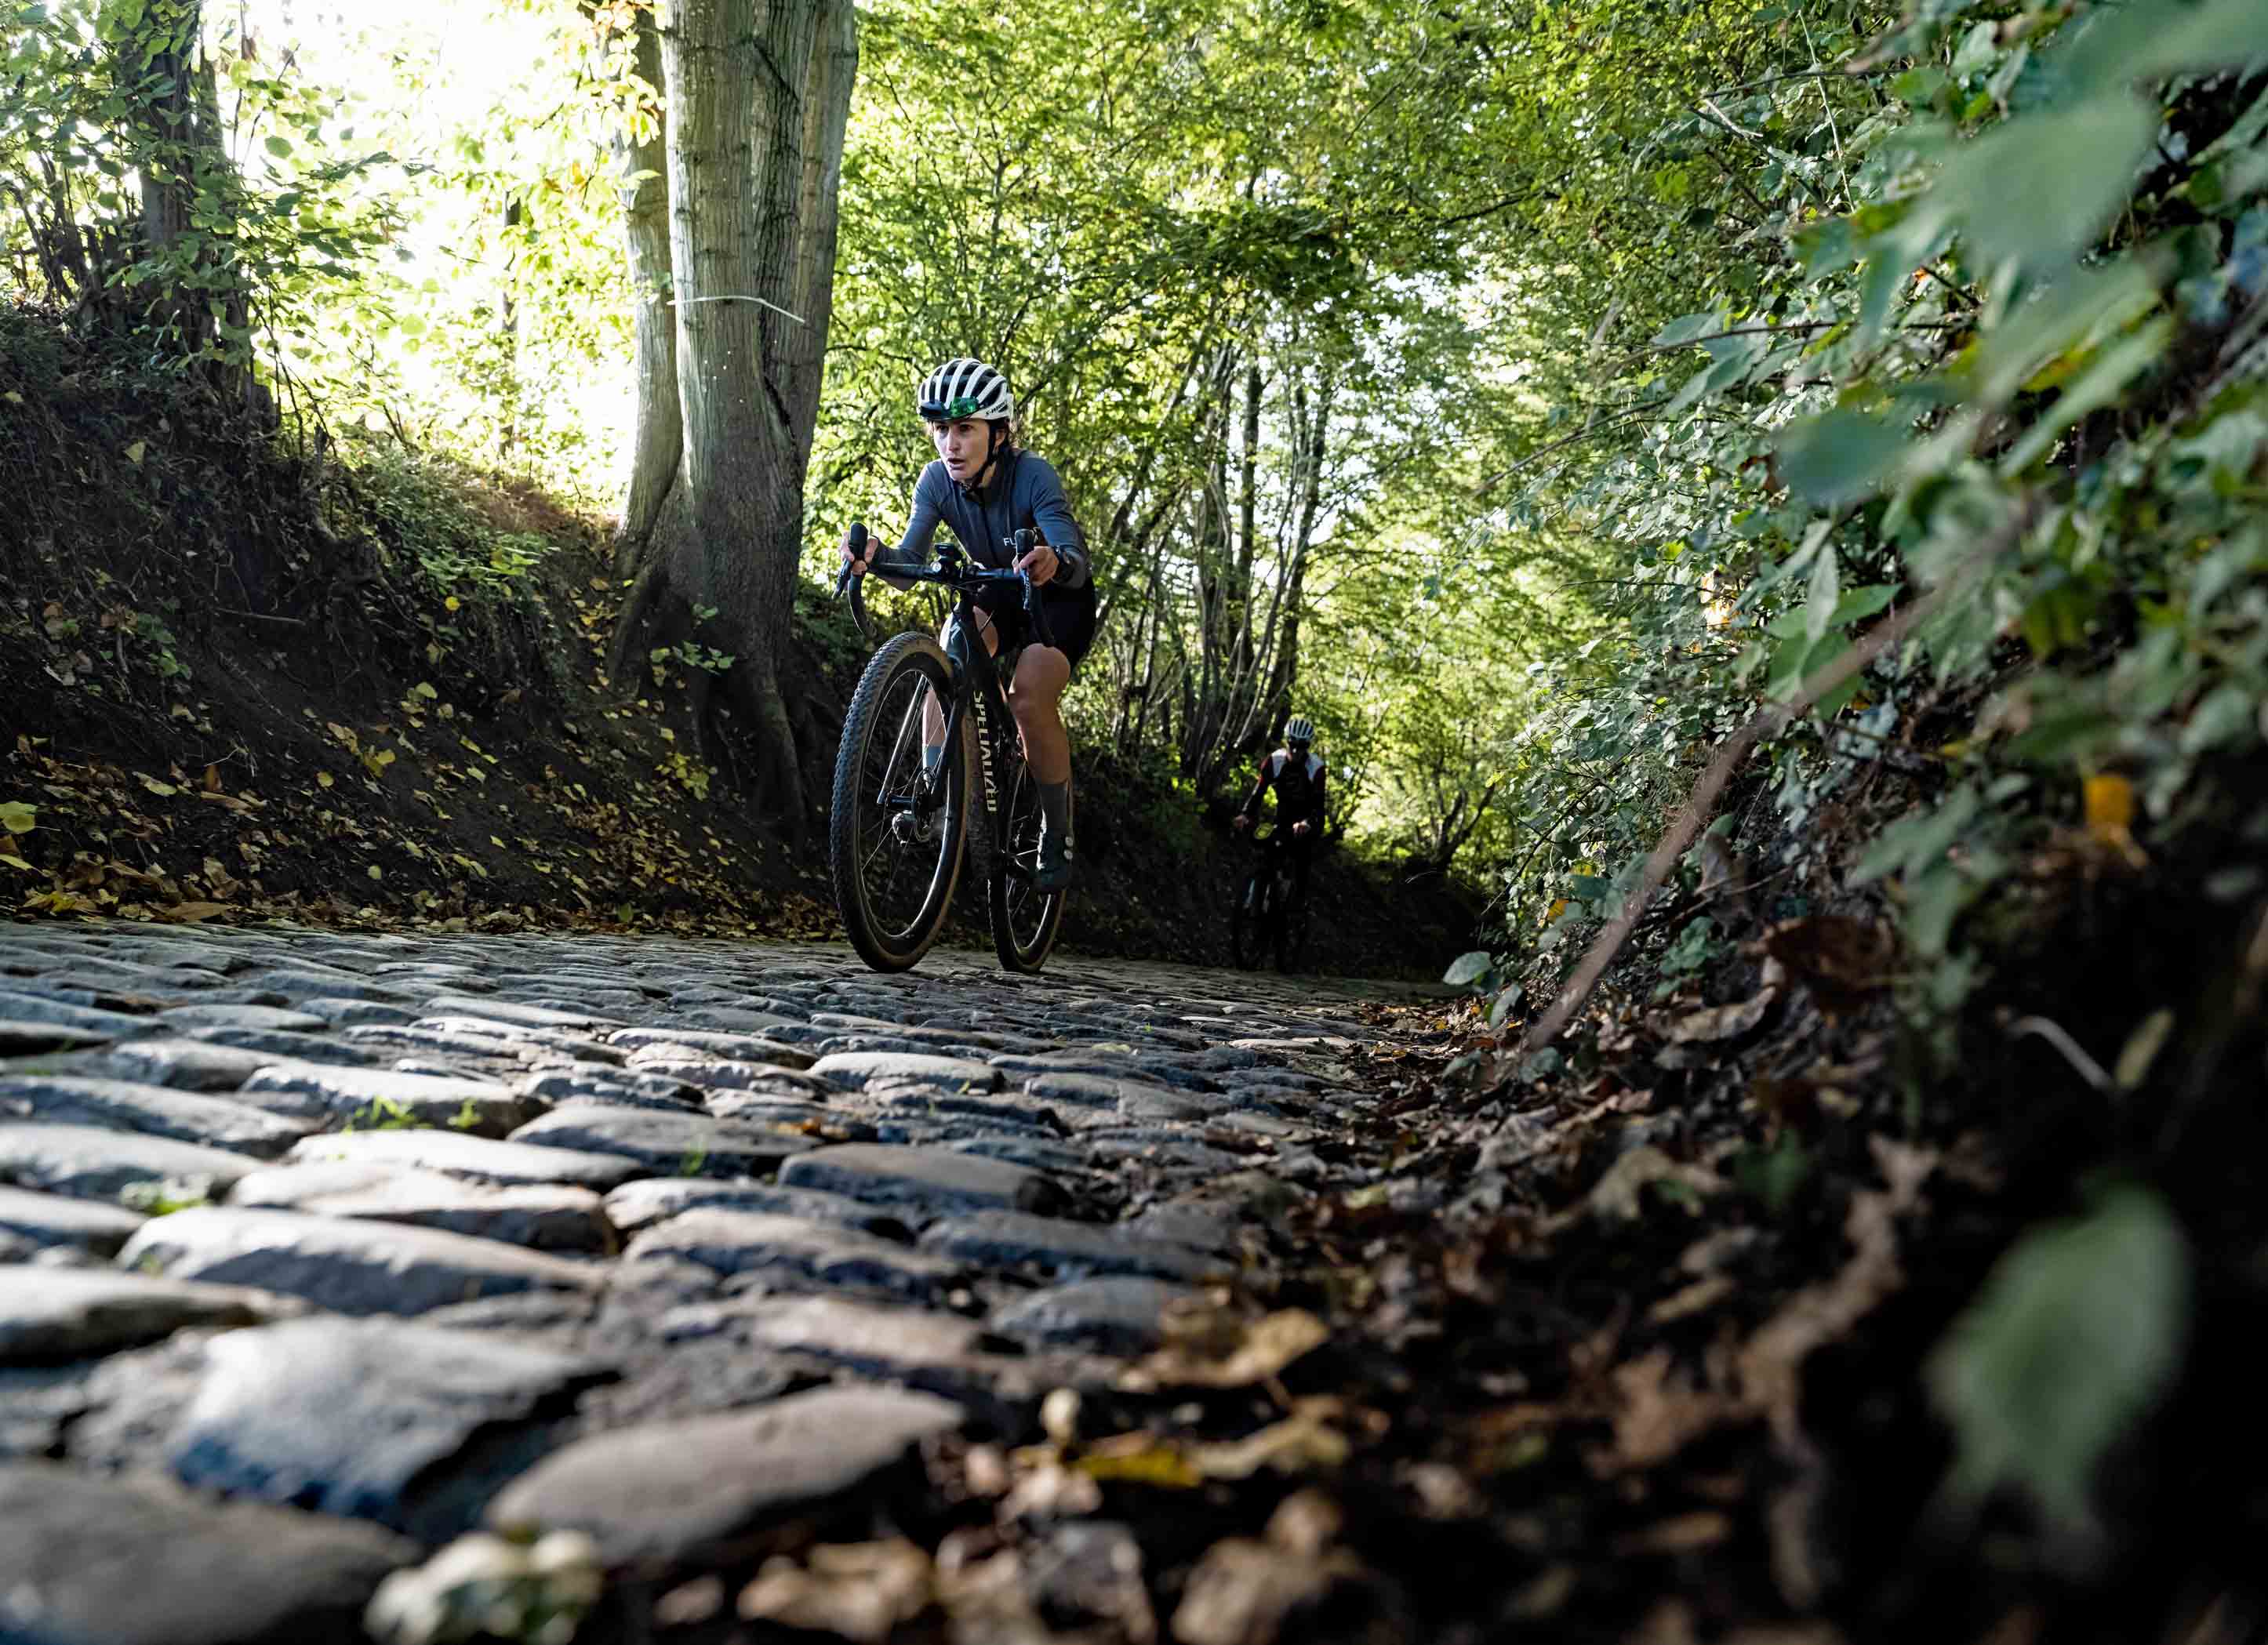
[830,523,1071,974]
[1230,823,1309,974]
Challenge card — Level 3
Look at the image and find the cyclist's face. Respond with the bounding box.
[929,417,992,481]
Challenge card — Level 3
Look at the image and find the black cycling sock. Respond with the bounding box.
[1037,779,1070,849]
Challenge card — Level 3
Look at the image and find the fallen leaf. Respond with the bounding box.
[1615,1511,1733,1555]
[1603,1348,1732,1473]
[1190,1404,1351,1479]
[0,801,35,834]
[1120,1309,1329,1392]
[124,439,146,466]
[736,1541,932,1644]
[1,854,34,872]
[136,775,177,797]
[154,902,230,923]
[1580,1146,1724,1223]
[2083,772,2134,840]
[1074,1438,1204,1488]
[1667,987,1777,1044]
[1647,1273,1735,1324]
[1760,917,1897,1015]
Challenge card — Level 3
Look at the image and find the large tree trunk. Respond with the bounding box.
[609,0,857,837]
[611,5,679,576]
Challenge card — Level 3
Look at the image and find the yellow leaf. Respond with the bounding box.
[124,440,147,467]
[155,901,230,923]
[413,682,438,699]
[2,390,20,405]
[1,854,34,871]
[0,801,35,834]
[315,772,334,788]
[1074,1441,1203,1488]
[368,865,383,881]
[443,596,460,612]
[2084,773,2135,838]
[138,775,177,797]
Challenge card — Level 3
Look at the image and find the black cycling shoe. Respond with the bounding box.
[1033,833,1074,894]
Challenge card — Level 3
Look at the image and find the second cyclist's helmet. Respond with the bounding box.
[918,358,1015,423]
[1285,716,1315,747]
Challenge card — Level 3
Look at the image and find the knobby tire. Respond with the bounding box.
[830,634,972,972]
[988,739,1070,973]
[1230,867,1269,971]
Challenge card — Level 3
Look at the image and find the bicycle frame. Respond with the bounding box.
[838,531,1053,874]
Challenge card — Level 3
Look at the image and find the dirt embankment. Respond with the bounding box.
[0,309,1478,976]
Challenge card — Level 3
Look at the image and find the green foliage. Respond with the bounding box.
[118,1179,211,1215]
[341,1095,423,1132]
[335,441,558,596]
[1652,915,1725,1000]
[2,0,402,377]
[1471,0,2268,1032]
[1928,1184,2190,1538]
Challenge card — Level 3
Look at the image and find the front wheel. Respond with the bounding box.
[831,634,971,972]
[1229,868,1269,970]
[988,742,1069,973]
[1274,883,1308,975]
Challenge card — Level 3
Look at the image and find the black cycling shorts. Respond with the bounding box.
[971,578,1098,670]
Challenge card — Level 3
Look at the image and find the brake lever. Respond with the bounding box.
[1008,528,1057,650]
[837,521,876,643]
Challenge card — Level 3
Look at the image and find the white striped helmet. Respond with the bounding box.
[918,358,1014,423]
[1285,716,1314,745]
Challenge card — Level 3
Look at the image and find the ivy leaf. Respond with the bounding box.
[1443,949,1493,987]
[1931,97,2157,276]
[1928,1185,2189,1536]
[2000,318,2174,476]
[2055,0,2268,96]
[1651,310,1723,347]
[1777,407,1910,507]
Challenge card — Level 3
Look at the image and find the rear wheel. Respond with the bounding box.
[830,634,970,972]
[988,736,1070,973]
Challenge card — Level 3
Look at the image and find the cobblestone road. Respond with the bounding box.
[0,920,1414,1644]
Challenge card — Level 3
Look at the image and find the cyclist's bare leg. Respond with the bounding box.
[1008,643,1071,783]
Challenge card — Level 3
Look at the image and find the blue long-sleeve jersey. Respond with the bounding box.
[880,449,1092,589]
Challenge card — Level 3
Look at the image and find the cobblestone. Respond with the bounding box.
[0,919,1406,1635]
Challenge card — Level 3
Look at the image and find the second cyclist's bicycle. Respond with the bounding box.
[830,524,1071,974]
[1230,823,1309,974]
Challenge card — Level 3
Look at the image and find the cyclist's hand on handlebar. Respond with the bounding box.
[841,528,874,577]
[1015,540,1059,586]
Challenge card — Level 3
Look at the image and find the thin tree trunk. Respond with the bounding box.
[114,0,234,374]
[612,5,679,576]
